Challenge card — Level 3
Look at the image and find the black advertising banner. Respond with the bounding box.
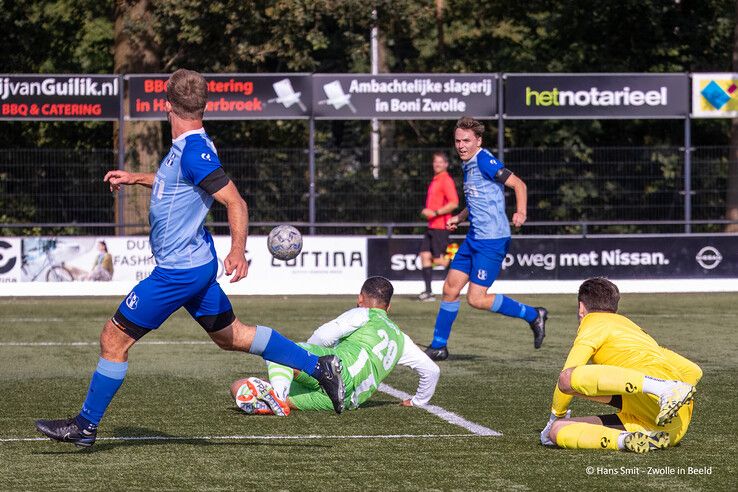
[127,74,311,120]
[312,74,497,119]
[504,74,689,119]
[0,75,120,120]
[368,235,738,280]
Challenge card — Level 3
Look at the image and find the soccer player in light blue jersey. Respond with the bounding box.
[424,117,548,361]
[35,69,345,448]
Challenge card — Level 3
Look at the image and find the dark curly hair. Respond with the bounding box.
[360,276,394,307]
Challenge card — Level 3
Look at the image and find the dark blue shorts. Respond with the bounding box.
[116,259,233,334]
[449,236,510,287]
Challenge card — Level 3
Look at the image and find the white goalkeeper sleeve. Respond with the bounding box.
[396,334,440,406]
[306,307,369,347]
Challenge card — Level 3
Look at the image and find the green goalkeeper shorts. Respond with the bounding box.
[289,343,355,412]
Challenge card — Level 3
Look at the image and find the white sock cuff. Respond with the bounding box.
[617,432,628,450]
[642,376,669,395]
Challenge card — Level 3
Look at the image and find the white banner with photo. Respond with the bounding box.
[0,238,22,284]
[0,235,368,296]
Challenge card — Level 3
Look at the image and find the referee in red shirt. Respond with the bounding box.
[418,152,459,301]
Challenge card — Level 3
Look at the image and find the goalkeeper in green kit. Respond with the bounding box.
[230,277,440,416]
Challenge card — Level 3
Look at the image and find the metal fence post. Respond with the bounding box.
[117,74,125,236]
[497,74,504,161]
[684,115,692,234]
[309,117,316,235]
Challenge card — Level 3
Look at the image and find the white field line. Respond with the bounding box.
[0,313,728,325]
[0,341,212,346]
[0,433,486,444]
[378,383,502,437]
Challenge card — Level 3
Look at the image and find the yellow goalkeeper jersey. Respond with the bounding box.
[551,312,702,416]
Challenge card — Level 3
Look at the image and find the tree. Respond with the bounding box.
[114,0,163,233]
[2,0,737,231]
[0,0,114,149]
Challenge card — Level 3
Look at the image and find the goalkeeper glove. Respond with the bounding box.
[540,409,571,446]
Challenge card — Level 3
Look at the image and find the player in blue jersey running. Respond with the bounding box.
[35,69,345,448]
[424,117,548,361]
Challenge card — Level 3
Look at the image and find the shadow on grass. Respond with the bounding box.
[417,345,486,363]
[446,354,485,362]
[358,400,395,409]
[34,426,329,453]
[224,401,395,417]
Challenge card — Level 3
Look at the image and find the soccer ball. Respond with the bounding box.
[267,225,303,261]
[235,380,258,408]
[234,378,271,415]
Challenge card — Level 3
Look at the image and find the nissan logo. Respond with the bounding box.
[695,246,722,270]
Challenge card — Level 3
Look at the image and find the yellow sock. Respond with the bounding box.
[570,365,645,396]
[555,422,622,450]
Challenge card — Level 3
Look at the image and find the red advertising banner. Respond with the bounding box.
[0,75,120,121]
[127,74,311,120]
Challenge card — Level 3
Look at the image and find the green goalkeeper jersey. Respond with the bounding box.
[271,306,439,413]
[307,307,405,409]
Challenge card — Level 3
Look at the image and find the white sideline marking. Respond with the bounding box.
[0,433,486,444]
[378,383,502,436]
[0,341,212,347]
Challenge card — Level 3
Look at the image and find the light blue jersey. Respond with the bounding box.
[149,129,221,269]
[461,148,510,240]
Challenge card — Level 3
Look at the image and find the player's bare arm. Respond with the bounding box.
[104,170,155,191]
[440,200,459,215]
[212,180,249,283]
[446,207,468,231]
[504,174,528,227]
[422,200,459,219]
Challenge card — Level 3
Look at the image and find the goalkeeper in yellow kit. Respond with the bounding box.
[540,277,702,453]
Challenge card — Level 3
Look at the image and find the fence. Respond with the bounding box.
[0,146,733,236]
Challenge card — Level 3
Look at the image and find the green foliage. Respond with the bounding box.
[0,148,115,228]
[0,1,736,228]
[0,0,114,149]
[3,0,732,149]
[0,0,113,73]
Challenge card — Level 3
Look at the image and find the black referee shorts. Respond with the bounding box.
[420,229,451,258]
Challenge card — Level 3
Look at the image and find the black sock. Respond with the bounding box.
[422,266,432,293]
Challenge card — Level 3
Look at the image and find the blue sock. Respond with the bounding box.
[77,357,128,428]
[491,295,537,322]
[430,300,461,348]
[250,325,320,377]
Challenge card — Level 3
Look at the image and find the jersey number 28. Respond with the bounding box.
[349,330,399,403]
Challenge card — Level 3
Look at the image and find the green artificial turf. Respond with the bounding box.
[0,293,735,490]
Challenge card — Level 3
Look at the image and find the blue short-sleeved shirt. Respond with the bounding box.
[149,129,221,269]
[462,148,510,240]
